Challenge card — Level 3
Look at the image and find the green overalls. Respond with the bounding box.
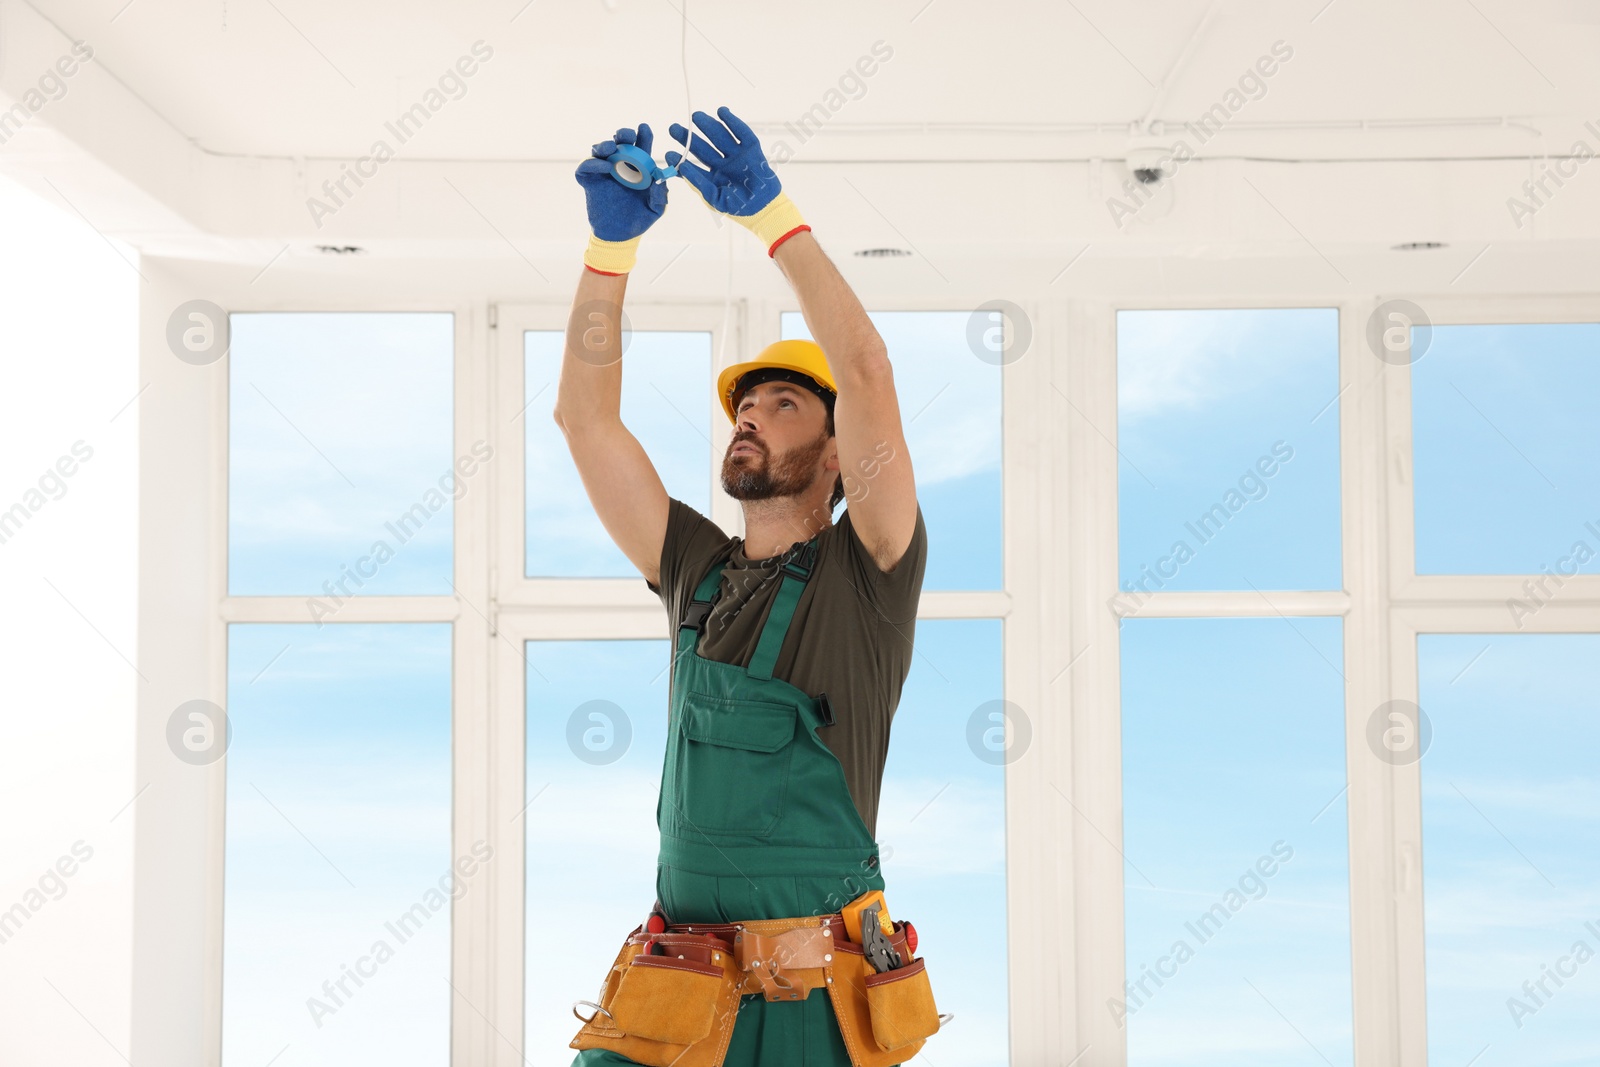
[573,536,887,1067]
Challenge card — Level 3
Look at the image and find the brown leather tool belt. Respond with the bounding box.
[569,912,945,1067]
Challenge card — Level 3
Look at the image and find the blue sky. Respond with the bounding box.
[1418,634,1600,1067]
[1117,308,1341,593]
[229,312,456,600]
[223,622,453,1067]
[1121,617,1353,1065]
[1412,324,1600,575]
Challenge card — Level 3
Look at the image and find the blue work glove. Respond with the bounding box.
[665,107,810,257]
[574,123,667,273]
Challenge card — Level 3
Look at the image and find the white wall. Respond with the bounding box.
[0,173,139,1066]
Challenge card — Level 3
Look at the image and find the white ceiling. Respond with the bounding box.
[3,0,1600,298]
[17,0,1600,157]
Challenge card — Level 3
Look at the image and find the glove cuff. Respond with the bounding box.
[734,191,810,256]
[583,233,641,275]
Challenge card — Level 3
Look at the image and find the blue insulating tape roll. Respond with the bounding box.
[609,143,677,189]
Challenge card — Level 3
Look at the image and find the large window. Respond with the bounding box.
[174,292,1600,1067]
[222,311,458,1066]
[1109,305,1600,1066]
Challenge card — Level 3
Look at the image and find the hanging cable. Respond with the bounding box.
[679,0,691,121]
[677,0,736,369]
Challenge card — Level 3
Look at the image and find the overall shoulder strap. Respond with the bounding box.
[747,538,819,681]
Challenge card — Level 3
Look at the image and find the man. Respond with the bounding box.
[556,107,934,1067]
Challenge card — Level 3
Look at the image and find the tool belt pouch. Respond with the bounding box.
[825,924,943,1067]
[570,931,739,1067]
[611,953,723,1043]
[863,957,941,1052]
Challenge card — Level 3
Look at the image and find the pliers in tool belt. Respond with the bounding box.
[859,901,902,973]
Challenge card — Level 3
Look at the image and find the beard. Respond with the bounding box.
[721,425,831,501]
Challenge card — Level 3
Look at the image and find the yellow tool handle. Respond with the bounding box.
[841,889,894,944]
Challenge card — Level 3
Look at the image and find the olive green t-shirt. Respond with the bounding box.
[645,498,928,839]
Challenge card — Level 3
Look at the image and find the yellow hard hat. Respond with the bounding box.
[717,339,838,425]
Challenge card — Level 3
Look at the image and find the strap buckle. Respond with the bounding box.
[679,600,712,634]
[781,539,819,581]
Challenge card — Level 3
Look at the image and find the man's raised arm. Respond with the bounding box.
[552,123,674,588]
[772,231,916,571]
[666,107,917,572]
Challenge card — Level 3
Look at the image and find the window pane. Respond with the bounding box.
[526,330,711,576]
[1419,634,1600,1064]
[223,623,453,1066]
[1120,617,1352,1066]
[1117,309,1340,594]
[881,618,1008,1064]
[1412,324,1600,575]
[524,639,667,1061]
[228,312,456,597]
[780,311,1002,591]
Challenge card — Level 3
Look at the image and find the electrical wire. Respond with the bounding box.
[676,0,736,370]
[680,0,690,122]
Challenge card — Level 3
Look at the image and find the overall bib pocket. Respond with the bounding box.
[676,691,798,836]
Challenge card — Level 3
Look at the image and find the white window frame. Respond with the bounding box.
[132,263,486,1064]
[1078,293,1600,1067]
[132,258,1600,1067]
[1380,296,1600,1067]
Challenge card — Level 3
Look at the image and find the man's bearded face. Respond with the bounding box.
[721,394,831,502]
